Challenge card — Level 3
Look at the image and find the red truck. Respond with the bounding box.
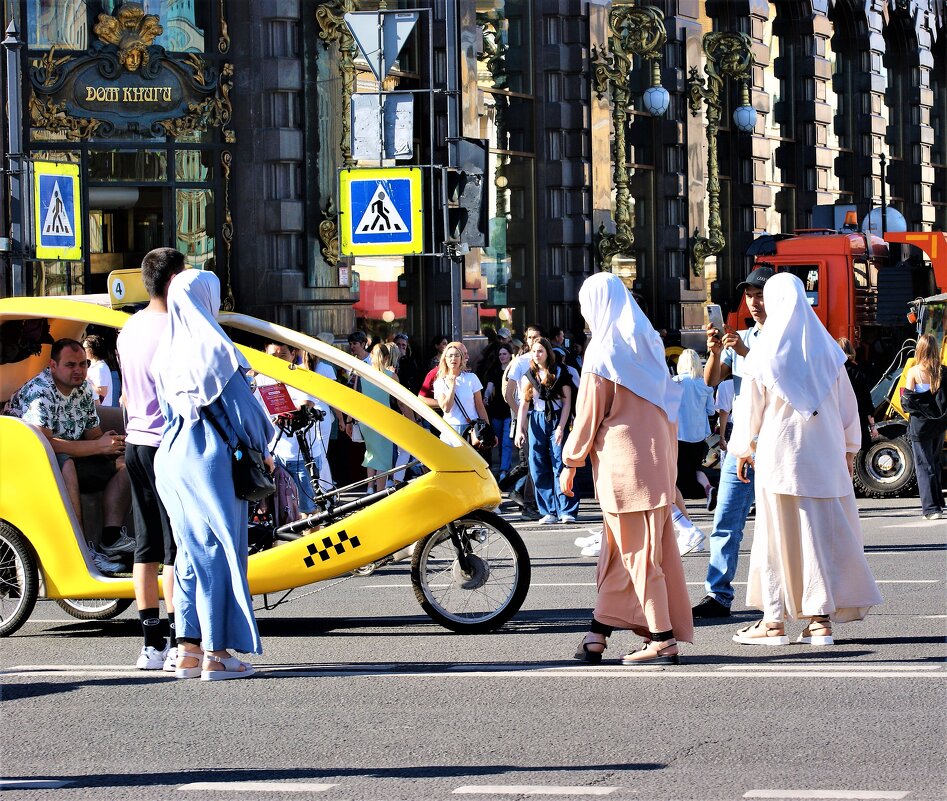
[727,226,947,498]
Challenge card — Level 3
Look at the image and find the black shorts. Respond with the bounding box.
[125,443,176,565]
[56,453,118,493]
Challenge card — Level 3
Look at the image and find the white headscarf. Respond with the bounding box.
[152,270,250,422]
[579,271,682,424]
[741,271,846,420]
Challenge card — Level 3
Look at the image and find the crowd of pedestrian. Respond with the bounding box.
[11,240,944,678]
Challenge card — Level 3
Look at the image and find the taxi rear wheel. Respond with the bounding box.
[411,509,531,634]
[0,522,39,637]
[55,597,134,620]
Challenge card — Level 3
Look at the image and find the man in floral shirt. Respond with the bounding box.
[7,338,132,571]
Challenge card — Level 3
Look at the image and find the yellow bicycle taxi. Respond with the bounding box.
[0,292,530,636]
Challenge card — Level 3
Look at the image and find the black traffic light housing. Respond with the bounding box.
[443,138,489,249]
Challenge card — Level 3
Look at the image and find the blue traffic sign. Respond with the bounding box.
[34,162,82,260]
[339,167,423,256]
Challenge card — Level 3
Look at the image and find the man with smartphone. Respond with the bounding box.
[692,265,774,619]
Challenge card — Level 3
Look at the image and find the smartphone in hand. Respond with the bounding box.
[706,303,725,333]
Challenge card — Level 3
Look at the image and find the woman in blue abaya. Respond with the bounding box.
[153,270,275,681]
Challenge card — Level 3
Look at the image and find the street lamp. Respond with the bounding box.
[592,2,668,268]
[687,31,760,275]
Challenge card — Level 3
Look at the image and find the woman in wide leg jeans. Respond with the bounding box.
[515,338,573,524]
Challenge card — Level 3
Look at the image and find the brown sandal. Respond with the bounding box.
[732,620,790,646]
[797,616,834,645]
[621,638,680,666]
[574,632,607,664]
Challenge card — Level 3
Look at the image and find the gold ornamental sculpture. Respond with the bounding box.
[29,2,233,143]
[92,3,163,73]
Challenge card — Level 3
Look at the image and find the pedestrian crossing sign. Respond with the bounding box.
[339,167,423,256]
[33,162,82,261]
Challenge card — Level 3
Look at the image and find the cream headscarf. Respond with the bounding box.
[579,271,682,423]
[152,270,250,422]
[741,271,846,420]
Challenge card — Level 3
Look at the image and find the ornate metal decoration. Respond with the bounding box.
[220,150,235,311]
[590,2,667,268]
[92,3,162,73]
[319,213,341,266]
[316,0,360,166]
[30,10,234,142]
[218,0,231,53]
[157,61,234,141]
[687,31,754,276]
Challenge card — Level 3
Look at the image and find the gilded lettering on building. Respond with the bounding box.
[83,85,175,104]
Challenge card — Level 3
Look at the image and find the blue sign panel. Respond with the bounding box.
[34,162,82,260]
[339,167,423,256]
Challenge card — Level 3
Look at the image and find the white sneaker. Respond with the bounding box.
[677,528,706,556]
[536,514,558,525]
[163,646,178,673]
[580,543,601,558]
[574,528,603,548]
[136,644,169,670]
[87,541,124,574]
[100,529,136,558]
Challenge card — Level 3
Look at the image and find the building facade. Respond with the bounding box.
[2,0,945,354]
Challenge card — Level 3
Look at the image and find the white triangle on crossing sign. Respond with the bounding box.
[355,183,409,235]
[42,180,74,237]
[344,11,418,82]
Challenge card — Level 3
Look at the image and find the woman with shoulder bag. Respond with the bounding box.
[514,337,573,525]
[433,342,491,446]
[152,270,276,681]
[902,333,947,520]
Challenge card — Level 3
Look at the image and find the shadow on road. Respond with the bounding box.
[3,763,666,790]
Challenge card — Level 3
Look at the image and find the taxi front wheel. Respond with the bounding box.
[411,509,531,634]
[0,522,39,637]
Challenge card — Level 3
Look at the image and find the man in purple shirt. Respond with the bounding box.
[117,248,185,670]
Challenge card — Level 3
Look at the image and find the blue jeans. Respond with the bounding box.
[704,450,755,607]
[491,417,514,473]
[527,410,577,519]
[279,456,321,515]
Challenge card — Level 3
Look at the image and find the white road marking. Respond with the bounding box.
[0,780,70,790]
[744,791,909,800]
[179,782,337,793]
[453,786,617,796]
[4,661,943,681]
[717,664,942,672]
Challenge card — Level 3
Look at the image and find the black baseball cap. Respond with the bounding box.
[736,265,775,293]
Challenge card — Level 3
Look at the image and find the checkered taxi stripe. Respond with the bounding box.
[303,530,361,567]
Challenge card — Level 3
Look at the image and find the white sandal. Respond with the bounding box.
[201,653,255,681]
[175,648,204,679]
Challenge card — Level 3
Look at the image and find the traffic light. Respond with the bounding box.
[443,138,489,249]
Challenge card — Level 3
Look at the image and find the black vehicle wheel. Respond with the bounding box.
[55,597,134,620]
[411,509,531,634]
[0,522,39,637]
[854,433,917,498]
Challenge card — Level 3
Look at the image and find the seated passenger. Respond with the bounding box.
[254,341,323,518]
[6,337,133,573]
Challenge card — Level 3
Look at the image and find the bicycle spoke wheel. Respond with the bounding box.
[411,509,530,633]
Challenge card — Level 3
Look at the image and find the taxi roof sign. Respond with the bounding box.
[33,162,82,261]
[107,268,149,307]
[339,167,423,256]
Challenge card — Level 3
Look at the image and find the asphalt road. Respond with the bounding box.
[2,494,945,801]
